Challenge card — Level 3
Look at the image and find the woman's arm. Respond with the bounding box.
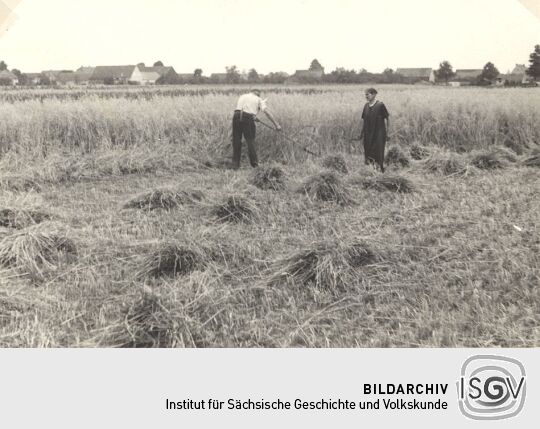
[385,117,390,141]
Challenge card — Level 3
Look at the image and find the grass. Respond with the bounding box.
[0,85,538,347]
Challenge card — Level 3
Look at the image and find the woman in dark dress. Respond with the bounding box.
[360,88,390,172]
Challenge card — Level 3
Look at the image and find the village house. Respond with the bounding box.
[395,68,435,84]
[130,67,161,84]
[89,65,138,84]
[42,70,72,84]
[73,66,95,85]
[136,65,179,84]
[453,69,483,85]
[0,70,18,85]
[25,73,43,85]
[90,65,179,85]
[287,69,324,83]
[501,64,530,85]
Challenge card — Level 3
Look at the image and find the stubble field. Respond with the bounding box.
[0,84,538,347]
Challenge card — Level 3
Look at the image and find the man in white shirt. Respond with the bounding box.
[232,89,281,169]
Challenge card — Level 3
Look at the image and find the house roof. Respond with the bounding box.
[454,69,483,79]
[0,70,17,80]
[42,70,72,79]
[140,66,176,77]
[90,65,137,80]
[73,70,94,81]
[396,68,433,77]
[77,66,95,73]
[502,73,526,82]
[56,72,77,83]
[140,71,161,81]
[511,64,526,74]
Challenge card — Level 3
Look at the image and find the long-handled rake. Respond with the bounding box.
[256,119,321,157]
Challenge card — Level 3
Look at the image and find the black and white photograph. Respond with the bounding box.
[0,0,538,351]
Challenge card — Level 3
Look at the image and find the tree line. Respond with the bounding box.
[1,45,539,86]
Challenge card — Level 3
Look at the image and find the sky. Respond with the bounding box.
[0,0,539,74]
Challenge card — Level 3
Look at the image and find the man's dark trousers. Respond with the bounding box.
[232,110,258,168]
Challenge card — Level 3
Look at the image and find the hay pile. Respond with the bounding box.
[361,175,414,193]
[322,154,349,174]
[0,176,41,192]
[470,152,504,170]
[0,208,50,229]
[0,223,77,279]
[300,171,354,205]
[214,196,255,223]
[424,154,467,176]
[268,240,378,292]
[493,146,518,163]
[523,155,540,168]
[123,287,180,347]
[138,243,203,278]
[251,165,286,190]
[385,146,410,167]
[123,189,204,210]
[409,143,431,160]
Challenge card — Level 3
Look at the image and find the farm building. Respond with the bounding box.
[42,70,73,84]
[130,67,160,85]
[0,70,18,85]
[25,73,43,85]
[288,69,324,83]
[73,67,95,84]
[395,68,435,83]
[453,69,483,85]
[56,71,77,86]
[501,64,530,85]
[90,65,138,84]
[138,66,178,84]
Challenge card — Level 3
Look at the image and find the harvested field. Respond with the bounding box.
[0,85,538,347]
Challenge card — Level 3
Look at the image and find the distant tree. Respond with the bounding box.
[225,65,241,84]
[480,62,500,82]
[263,72,288,84]
[247,68,260,82]
[153,61,164,67]
[194,68,203,78]
[0,61,7,71]
[40,75,52,86]
[327,67,358,83]
[11,69,27,85]
[309,59,324,72]
[435,61,455,84]
[137,62,145,68]
[526,44,540,80]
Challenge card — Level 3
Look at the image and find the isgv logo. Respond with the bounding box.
[457,355,526,420]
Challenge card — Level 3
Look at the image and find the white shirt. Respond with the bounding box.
[235,93,267,115]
